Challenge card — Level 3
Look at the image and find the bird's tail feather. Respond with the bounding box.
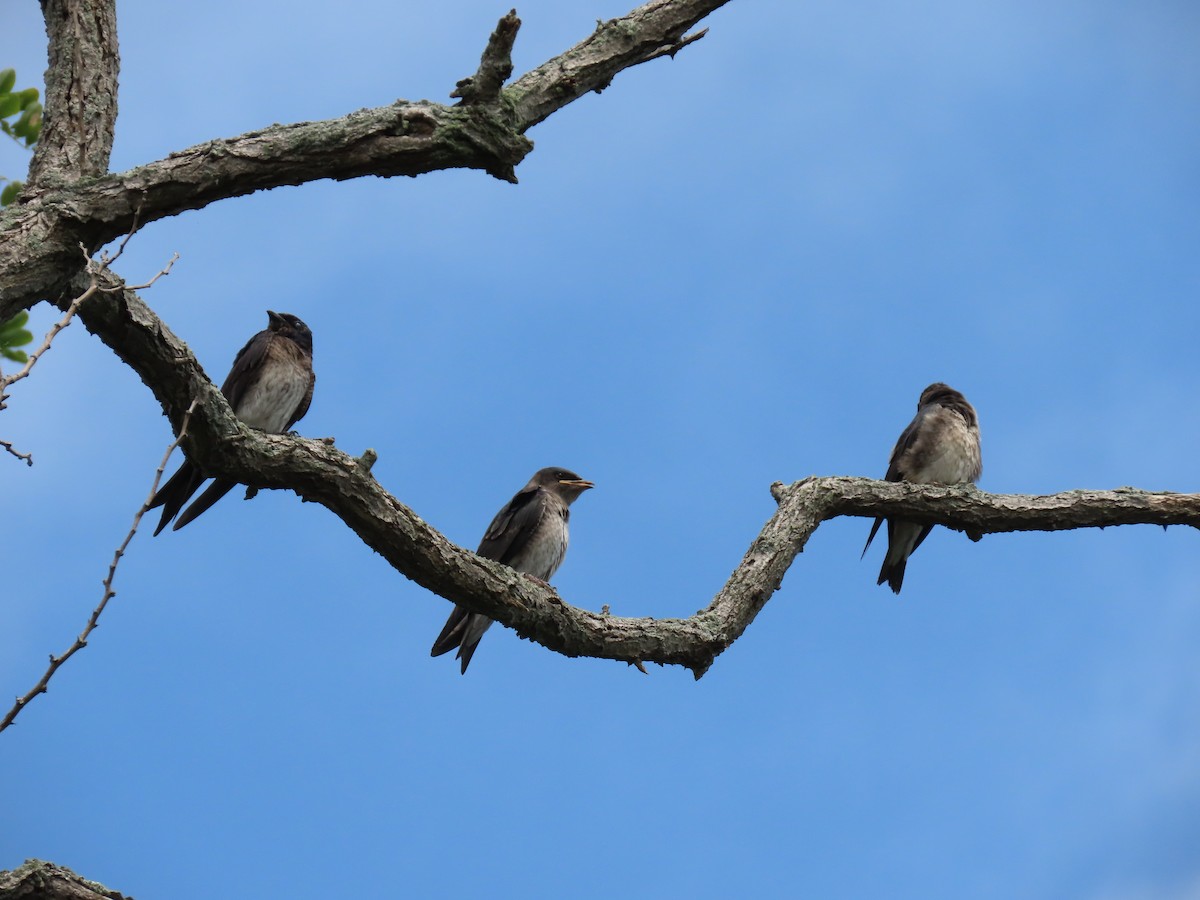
[431,606,469,658]
[878,559,906,594]
[149,462,206,536]
[172,479,236,532]
[877,521,934,595]
[431,608,492,674]
[861,517,885,559]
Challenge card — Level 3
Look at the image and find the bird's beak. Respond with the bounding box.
[267,310,283,327]
[559,479,594,491]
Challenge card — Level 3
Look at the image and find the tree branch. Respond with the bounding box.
[773,477,1200,535]
[0,400,198,734]
[1,252,99,395]
[452,9,521,104]
[8,0,1193,691]
[0,101,532,316]
[0,0,731,317]
[508,0,727,131]
[56,272,1200,680]
[0,227,174,465]
[0,438,33,466]
[28,0,120,184]
[0,859,129,900]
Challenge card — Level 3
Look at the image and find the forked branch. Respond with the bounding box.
[1,0,731,317]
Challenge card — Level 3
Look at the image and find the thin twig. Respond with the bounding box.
[0,437,33,465]
[106,200,143,262]
[0,399,199,734]
[0,274,99,394]
[0,208,175,394]
[0,233,177,466]
[99,250,178,293]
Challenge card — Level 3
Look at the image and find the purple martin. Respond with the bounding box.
[431,467,594,674]
[862,382,982,594]
[148,311,315,535]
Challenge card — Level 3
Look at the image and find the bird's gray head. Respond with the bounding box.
[918,382,976,425]
[916,381,964,408]
[531,467,594,504]
[267,310,313,354]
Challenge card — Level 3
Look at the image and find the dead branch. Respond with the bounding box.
[0,400,198,733]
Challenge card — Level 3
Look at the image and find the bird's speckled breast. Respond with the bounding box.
[910,406,982,484]
[237,346,311,432]
[511,502,569,582]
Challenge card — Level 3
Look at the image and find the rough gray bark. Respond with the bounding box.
[0,860,129,900]
[27,0,119,185]
[3,0,1198,692]
[0,0,728,319]
[60,267,1200,677]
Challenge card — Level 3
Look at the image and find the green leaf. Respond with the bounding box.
[1,328,34,346]
[0,311,30,333]
[0,74,42,149]
[0,180,21,206]
[14,107,41,144]
[0,314,34,361]
[0,312,33,357]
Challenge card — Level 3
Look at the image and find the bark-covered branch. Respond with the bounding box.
[452,9,521,104]
[509,0,724,130]
[64,272,1200,678]
[6,0,1196,683]
[27,0,119,185]
[0,101,532,314]
[0,0,729,318]
[1,0,118,322]
[0,859,129,900]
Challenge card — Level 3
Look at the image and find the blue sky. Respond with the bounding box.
[2,0,1199,897]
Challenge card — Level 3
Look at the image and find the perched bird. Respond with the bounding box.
[148,311,315,535]
[862,382,982,594]
[432,467,594,674]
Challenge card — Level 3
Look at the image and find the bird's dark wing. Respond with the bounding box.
[220,330,273,412]
[884,407,928,482]
[861,516,885,558]
[146,332,271,535]
[148,330,268,535]
[429,484,543,673]
[171,478,237,532]
[476,485,545,565]
[148,460,207,536]
[863,407,927,557]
